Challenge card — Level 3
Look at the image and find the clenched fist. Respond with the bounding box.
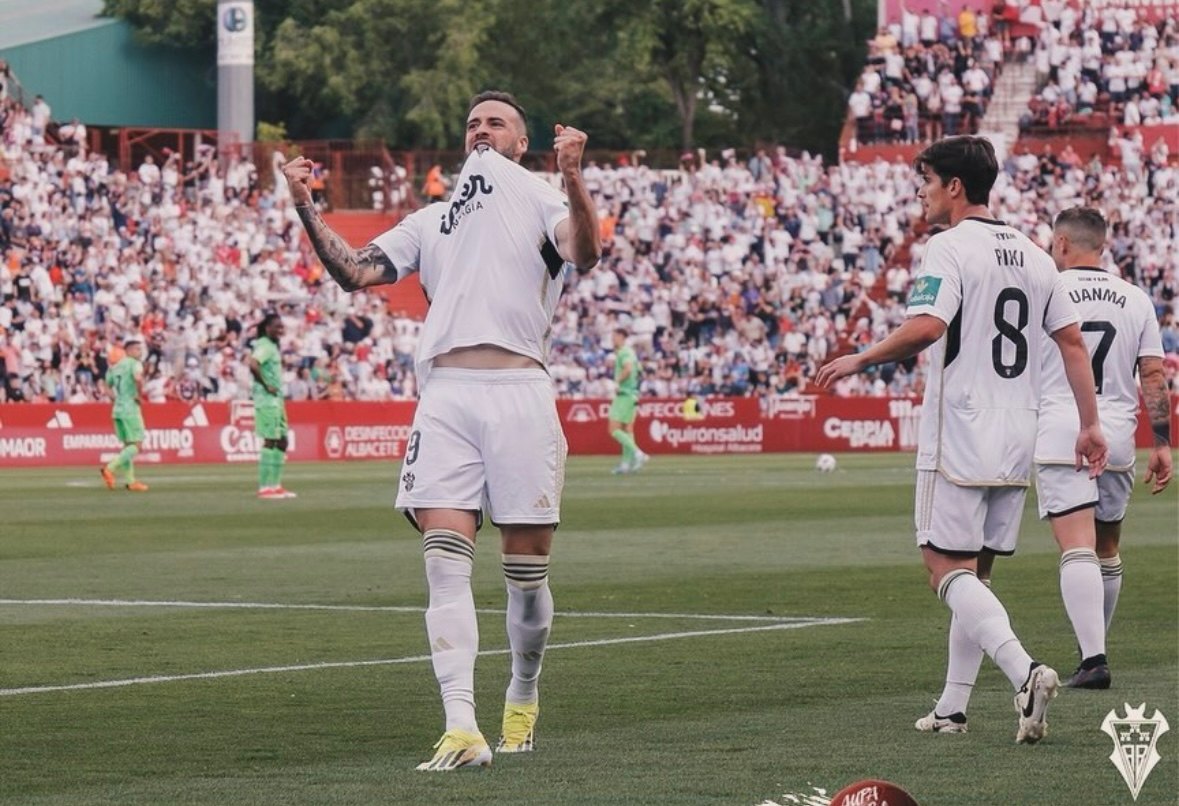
[553,124,588,175]
[281,156,315,206]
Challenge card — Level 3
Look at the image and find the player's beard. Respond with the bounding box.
[470,138,522,162]
[497,143,522,161]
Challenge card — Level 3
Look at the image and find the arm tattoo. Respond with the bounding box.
[1140,358,1172,447]
[295,204,397,291]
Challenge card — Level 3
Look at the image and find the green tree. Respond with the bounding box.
[619,0,756,151]
[260,0,467,145]
[104,0,873,157]
[730,0,876,155]
[101,0,216,45]
[479,0,680,151]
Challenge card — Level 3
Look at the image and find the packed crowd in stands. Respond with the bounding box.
[848,4,1004,144]
[1023,6,1179,129]
[1,70,1177,405]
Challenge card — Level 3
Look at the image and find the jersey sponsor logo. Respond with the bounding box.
[648,419,763,454]
[1069,287,1127,309]
[1101,703,1169,801]
[0,437,47,458]
[907,276,941,307]
[439,174,493,235]
[46,411,74,429]
[823,417,896,448]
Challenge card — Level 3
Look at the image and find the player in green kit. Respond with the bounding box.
[100,338,149,492]
[608,327,649,474]
[248,313,296,499]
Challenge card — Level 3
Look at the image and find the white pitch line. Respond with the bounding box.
[0,618,863,698]
[0,599,820,623]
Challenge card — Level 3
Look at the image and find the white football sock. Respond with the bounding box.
[502,554,553,706]
[935,591,987,717]
[423,530,479,733]
[938,569,1033,690]
[1060,548,1105,659]
[1100,555,1123,632]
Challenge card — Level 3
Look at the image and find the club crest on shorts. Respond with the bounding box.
[1101,703,1169,800]
[401,472,415,493]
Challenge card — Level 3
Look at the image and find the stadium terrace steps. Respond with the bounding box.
[984,59,1039,147]
[322,211,428,319]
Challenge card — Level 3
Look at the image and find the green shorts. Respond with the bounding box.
[608,394,637,424]
[254,404,288,441]
[114,413,145,445]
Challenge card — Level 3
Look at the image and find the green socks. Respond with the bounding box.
[107,445,139,481]
[259,447,286,489]
[612,429,637,464]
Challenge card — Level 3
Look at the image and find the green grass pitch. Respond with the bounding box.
[1,454,1175,805]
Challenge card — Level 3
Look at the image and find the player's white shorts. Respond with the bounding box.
[914,470,1027,556]
[1035,463,1134,523]
[395,367,567,527]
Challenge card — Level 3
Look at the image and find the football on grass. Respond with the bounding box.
[830,779,919,806]
[815,453,837,473]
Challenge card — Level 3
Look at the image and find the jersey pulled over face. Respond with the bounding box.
[370,147,570,383]
[906,218,1078,485]
[1036,268,1164,470]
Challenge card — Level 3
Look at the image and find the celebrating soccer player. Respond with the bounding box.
[100,337,149,493]
[283,90,600,770]
[816,136,1107,743]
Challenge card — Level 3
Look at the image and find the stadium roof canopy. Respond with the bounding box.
[0,0,113,51]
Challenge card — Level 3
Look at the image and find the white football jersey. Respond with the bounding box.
[371,147,570,382]
[1036,267,1164,470]
[906,218,1078,485]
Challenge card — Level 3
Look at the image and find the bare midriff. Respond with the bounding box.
[433,344,543,370]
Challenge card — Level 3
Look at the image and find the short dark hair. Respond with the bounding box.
[613,327,630,338]
[1053,206,1107,251]
[467,90,528,132]
[913,136,998,205]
